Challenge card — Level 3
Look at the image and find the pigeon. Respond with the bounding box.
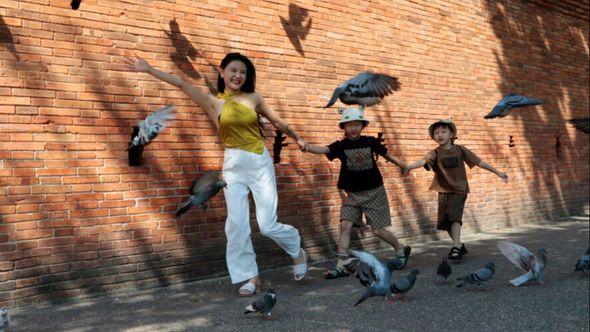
[484,94,544,119]
[390,269,420,300]
[435,257,452,284]
[456,262,496,288]
[176,171,226,216]
[568,117,589,134]
[497,241,547,286]
[324,72,400,108]
[128,105,175,150]
[70,0,81,10]
[574,247,590,273]
[0,308,8,332]
[244,289,276,317]
[349,250,400,306]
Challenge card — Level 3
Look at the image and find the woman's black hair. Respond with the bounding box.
[217,52,256,93]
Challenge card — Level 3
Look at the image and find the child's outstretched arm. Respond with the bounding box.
[383,153,407,169]
[402,158,427,176]
[304,144,329,154]
[477,160,509,182]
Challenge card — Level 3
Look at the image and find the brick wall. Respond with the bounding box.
[0,0,588,306]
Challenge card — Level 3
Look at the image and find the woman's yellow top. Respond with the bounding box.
[217,91,265,154]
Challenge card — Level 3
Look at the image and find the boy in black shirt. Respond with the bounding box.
[304,106,411,278]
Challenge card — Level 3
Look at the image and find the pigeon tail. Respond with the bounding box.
[176,200,193,216]
[510,270,533,286]
[325,87,343,108]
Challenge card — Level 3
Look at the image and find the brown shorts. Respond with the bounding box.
[340,186,392,230]
[437,192,468,231]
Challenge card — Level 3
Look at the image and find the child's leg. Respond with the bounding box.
[336,220,354,268]
[450,221,461,248]
[372,228,401,252]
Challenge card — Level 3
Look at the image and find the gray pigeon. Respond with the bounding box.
[325,72,400,108]
[349,250,400,306]
[0,308,8,332]
[390,269,420,300]
[573,247,589,272]
[244,289,276,317]
[176,171,226,216]
[497,241,547,286]
[128,105,175,150]
[456,262,496,288]
[435,257,452,284]
[484,94,544,119]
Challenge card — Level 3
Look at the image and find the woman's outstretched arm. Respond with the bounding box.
[122,57,222,128]
[254,92,308,151]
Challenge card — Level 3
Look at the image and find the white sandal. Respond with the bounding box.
[239,282,257,297]
[293,249,308,281]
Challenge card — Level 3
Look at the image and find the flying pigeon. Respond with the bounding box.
[176,171,226,216]
[574,247,589,273]
[244,289,276,317]
[435,257,452,284]
[71,0,81,10]
[484,94,544,119]
[128,105,175,150]
[456,262,496,288]
[568,117,589,134]
[390,269,420,300]
[349,250,400,306]
[324,72,400,108]
[0,308,8,332]
[497,241,547,286]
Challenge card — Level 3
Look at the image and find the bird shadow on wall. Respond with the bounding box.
[0,15,19,60]
[165,19,217,94]
[483,0,590,222]
[280,3,312,56]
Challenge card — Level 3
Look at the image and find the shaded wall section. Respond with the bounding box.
[0,0,588,306]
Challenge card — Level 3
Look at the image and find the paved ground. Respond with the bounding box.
[8,217,590,332]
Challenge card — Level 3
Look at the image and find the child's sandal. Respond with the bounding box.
[324,266,349,279]
[448,246,462,260]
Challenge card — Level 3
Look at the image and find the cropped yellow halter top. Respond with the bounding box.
[217,91,264,154]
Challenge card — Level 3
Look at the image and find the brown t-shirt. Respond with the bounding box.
[423,145,481,194]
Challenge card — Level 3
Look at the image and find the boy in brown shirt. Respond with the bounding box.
[403,119,508,259]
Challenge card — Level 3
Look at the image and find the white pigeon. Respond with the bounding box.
[128,105,175,149]
[497,241,547,286]
[0,307,9,332]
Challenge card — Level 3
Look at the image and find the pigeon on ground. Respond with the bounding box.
[349,250,399,306]
[497,241,547,286]
[324,72,400,108]
[0,308,8,332]
[568,117,589,134]
[435,257,452,284]
[176,171,226,216]
[456,262,496,288]
[244,289,276,317]
[128,105,175,150]
[390,269,420,300]
[484,94,544,119]
[574,247,590,273]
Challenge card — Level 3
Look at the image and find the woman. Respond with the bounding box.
[123,53,308,296]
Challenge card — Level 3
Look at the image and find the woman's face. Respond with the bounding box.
[220,60,247,92]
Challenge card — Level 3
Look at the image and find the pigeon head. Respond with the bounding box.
[485,262,496,272]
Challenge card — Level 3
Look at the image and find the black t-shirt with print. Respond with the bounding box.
[326,135,388,192]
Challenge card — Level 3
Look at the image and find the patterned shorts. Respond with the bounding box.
[437,192,468,231]
[340,185,392,230]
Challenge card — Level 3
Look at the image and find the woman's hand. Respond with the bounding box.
[122,57,151,73]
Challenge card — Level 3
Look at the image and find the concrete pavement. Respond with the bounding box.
[8,217,590,331]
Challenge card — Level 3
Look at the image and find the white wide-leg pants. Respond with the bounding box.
[222,147,301,284]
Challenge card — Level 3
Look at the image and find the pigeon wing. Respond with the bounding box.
[498,241,533,272]
[190,171,221,195]
[349,250,387,283]
[568,117,590,134]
